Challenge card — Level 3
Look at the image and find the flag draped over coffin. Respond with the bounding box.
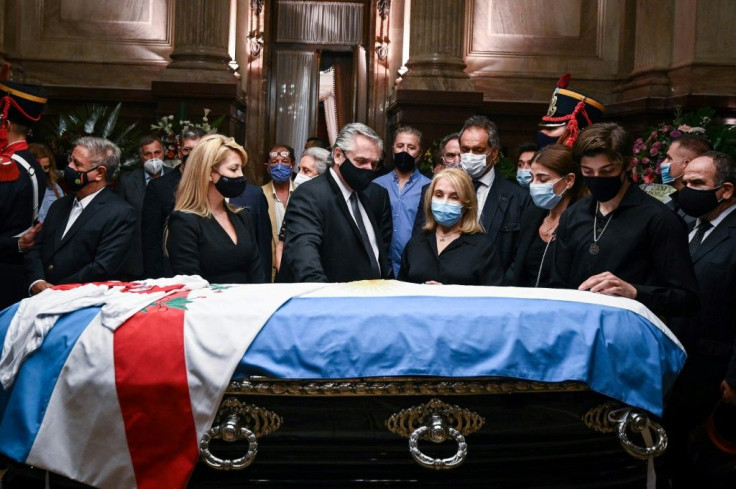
[0,279,686,489]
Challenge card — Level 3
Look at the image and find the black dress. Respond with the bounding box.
[398,232,503,286]
[167,207,266,284]
[508,205,557,287]
[548,183,698,316]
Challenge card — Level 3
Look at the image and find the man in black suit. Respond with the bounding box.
[661,134,712,228]
[458,115,530,273]
[116,135,170,279]
[279,122,392,282]
[0,81,47,309]
[25,137,136,295]
[663,151,736,487]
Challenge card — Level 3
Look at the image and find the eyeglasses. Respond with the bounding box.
[269,151,291,158]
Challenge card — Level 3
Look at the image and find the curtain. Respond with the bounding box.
[319,68,338,145]
[275,50,317,161]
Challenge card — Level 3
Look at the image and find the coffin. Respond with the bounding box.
[0,280,685,488]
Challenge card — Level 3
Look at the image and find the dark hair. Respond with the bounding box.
[440,132,460,153]
[181,126,208,140]
[703,151,736,187]
[673,134,713,157]
[139,135,162,150]
[572,122,632,169]
[266,143,296,163]
[532,144,584,203]
[459,115,500,150]
[516,142,538,160]
[306,136,329,149]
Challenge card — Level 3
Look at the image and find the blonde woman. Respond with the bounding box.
[398,168,503,285]
[166,134,265,283]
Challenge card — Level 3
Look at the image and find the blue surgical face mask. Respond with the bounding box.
[516,169,532,187]
[431,199,463,227]
[529,177,566,210]
[269,163,292,183]
[660,162,681,184]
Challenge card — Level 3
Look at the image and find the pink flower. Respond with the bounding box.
[670,130,682,138]
[661,125,671,132]
[643,168,655,184]
[642,157,650,165]
[678,124,692,132]
[650,131,659,139]
[650,142,661,156]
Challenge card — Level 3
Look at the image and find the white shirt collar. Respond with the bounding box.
[76,187,105,209]
[330,167,353,201]
[698,202,736,228]
[477,165,496,187]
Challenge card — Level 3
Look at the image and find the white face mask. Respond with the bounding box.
[143,157,164,176]
[294,172,313,188]
[460,152,490,179]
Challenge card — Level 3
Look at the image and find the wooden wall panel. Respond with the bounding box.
[7,0,173,88]
[465,0,628,103]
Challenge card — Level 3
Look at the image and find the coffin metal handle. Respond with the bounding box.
[617,411,668,460]
[387,398,484,470]
[199,397,282,470]
[408,414,468,469]
[582,403,668,460]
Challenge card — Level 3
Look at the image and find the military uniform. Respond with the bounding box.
[0,81,47,309]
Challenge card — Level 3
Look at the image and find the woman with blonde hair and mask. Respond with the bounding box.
[398,168,503,285]
[166,134,265,283]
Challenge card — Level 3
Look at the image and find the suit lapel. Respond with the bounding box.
[692,211,736,263]
[326,172,365,245]
[58,188,108,248]
[481,180,510,237]
[53,196,76,249]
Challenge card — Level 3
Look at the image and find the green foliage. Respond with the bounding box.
[40,103,143,173]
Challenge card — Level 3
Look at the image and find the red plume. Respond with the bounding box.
[556,73,571,89]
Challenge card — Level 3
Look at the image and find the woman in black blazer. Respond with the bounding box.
[167,134,266,284]
[398,168,503,286]
[509,144,582,287]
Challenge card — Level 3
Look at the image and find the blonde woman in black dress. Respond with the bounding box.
[167,134,265,284]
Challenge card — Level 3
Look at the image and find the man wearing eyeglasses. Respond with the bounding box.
[262,145,296,281]
[25,137,136,295]
[141,127,207,278]
[412,133,462,235]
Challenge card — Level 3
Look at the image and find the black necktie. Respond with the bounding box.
[689,220,712,256]
[349,193,380,277]
[473,180,482,192]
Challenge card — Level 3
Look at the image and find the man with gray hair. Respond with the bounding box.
[25,137,136,294]
[279,122,393,282]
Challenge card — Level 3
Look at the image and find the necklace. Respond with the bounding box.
[590,202,613,255]
[437,230,460,242]
[540,213,558,237]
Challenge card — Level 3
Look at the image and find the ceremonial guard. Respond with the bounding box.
[0,81,47,310]
[537,73,606,148]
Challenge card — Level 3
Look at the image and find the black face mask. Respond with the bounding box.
[339,157,375,192]
[584,173,625,203]
[393,151,416,173]
[536,131,561,149]
[63,166,97,192]
[678,185,722,217]
[214,175,247,198]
